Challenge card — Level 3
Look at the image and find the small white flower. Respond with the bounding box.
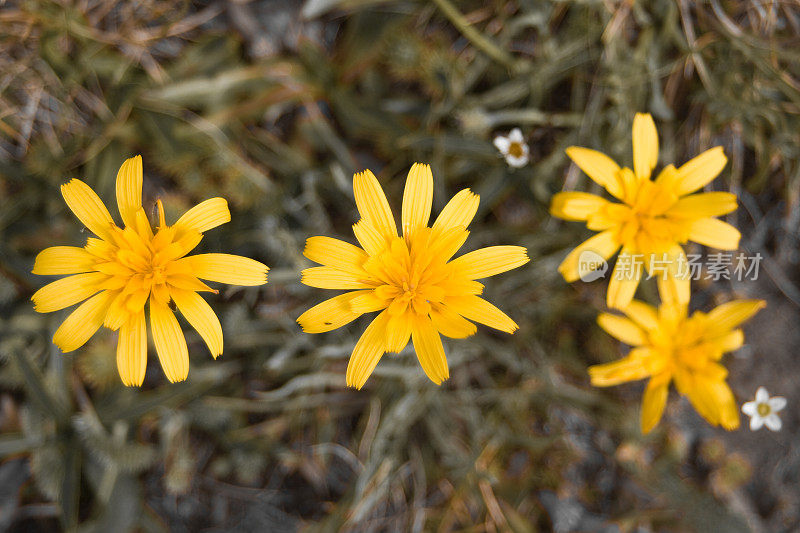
[742,387,786,431]
[493,128,529,168]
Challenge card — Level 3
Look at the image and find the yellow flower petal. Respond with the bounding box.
[437,278,483,297]
[117,311,147,387]
[706,329,744,354]
[550,192,609,221]
[31,272,108,313]
[665,192,737,218]
[687,218,740,249]
[682,374,739,430]
[411,314,449,385]
[641,373,670,434]
[564,146,625,200]
[700,361,728,382]
[597,313,648,346]
[149,299,189,383]
[131,208,154,240]
[297,291,366,333]
[607,276,640,310]
[166,274,213,294]
[621,300,659,331]
[173,198,231,239]
[682,374,720,426]
[350,290,390,314]
[117,225,151,259]
[402,163,433,237]
[430,305,476,339]
[585,203,626,231]
[171,288,223,358]
[301,266,374,290]
[709,380,740,430]
[674,146,727,196]
[426,227,469,264]
[115,155,143,228]
[304,236,368,273]
[346,310,390,389]
[179,253,268,286]
[353,170,397,240]
[432,188,479,233]
[103,291,131,331]
[352,220,387,256]
[449,246,529,280]
[650,245,690,306]
[61,179,116,241]
[588,354,650,387]
[161,230,203,262]
[52,290,115,352]
[616,167,639,204]
[84,237,116,261]
[653,163,680,191]
[657,300,687,326]
[634,179,678,215]
[606,248,643,310]
[632,113,658,180]
[385,313,412,353]
[657,271,690,308]
[558,230,620,283]
[32,246,96,275]
[705,300,765,333]
[444,295,518,333]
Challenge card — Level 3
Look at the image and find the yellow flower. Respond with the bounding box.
[589,293,764,433]
[32,156,268,386]
[551,113,739,309]
[298,163,529,388]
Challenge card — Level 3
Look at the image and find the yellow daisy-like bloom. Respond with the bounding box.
[551,113,740,309]
[32,156,268,386]
[590,293,764,433]
[298,163,529,388]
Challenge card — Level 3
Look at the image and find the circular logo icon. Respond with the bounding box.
[577,250,608,282]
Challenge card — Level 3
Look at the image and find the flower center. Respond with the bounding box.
[606,179,686,252]
[365,233,449,317]
[757,403,771,417]
[644,312,714,376]
[508,142,524,158]
[87,202,205,329]
[144,263,167,285]
[111,228,173,285]
[401,280,417,299]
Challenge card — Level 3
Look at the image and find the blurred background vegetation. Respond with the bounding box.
[1,0,799,531]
